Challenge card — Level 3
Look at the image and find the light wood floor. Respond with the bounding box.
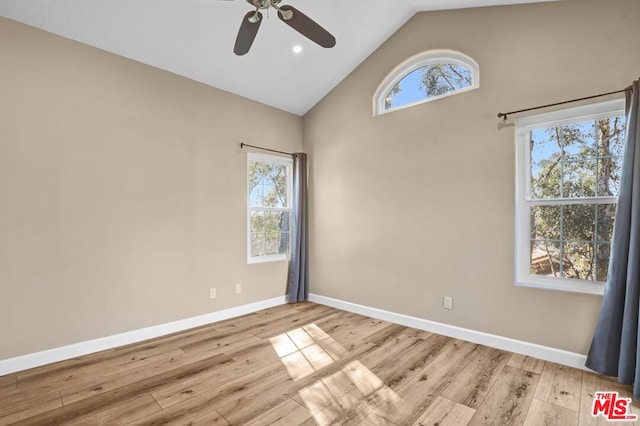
[0,302,635,425]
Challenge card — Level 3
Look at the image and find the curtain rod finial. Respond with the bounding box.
[498,112,507,120]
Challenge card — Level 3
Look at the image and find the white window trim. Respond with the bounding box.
[247,152,293,264]
[514,99,625,295]
[372,49,479,116]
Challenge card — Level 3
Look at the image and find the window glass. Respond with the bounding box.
[248,154,292,262]
[515,100,626,294]
[373,50,479,115]
[385,64,473,110]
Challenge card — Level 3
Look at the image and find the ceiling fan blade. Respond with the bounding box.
[277,5,336,49]
[234,11,263,55]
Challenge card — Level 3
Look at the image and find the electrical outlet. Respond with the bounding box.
[209,288,216,299]
[235,283,242,294]
[443,296,453,310]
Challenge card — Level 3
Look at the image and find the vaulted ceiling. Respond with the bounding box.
[0,0,558,115]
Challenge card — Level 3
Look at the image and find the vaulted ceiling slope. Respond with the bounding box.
[0,0,558,115]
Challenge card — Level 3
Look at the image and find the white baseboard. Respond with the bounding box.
[0,296,287,376]
[308,293,588,371]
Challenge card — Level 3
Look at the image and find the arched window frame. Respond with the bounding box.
[373,49,480,116]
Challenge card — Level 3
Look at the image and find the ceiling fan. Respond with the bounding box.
[231,0,336,55]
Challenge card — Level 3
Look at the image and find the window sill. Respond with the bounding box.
[247,254,289,265]
[515,276,604,296]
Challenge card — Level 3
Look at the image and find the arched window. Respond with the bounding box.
[373,49,479,115]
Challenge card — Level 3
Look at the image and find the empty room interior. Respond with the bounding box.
[2,0,640,424]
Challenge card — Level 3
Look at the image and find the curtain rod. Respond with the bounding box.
[240,142,296,157]
[498,87,632,120]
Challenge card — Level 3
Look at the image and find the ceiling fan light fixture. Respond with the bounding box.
[248,11,261,23]
[278,9,293,20]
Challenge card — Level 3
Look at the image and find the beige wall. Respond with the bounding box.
[303,0,640,354]
[0,17,302,359]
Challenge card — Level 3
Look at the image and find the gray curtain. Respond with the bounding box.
[287,152,308,303]
[586,80,640,399]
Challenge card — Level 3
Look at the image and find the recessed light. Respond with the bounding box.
[292,45,302,54]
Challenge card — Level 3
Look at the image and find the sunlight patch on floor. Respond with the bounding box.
[298,360,403,425]
[270,323,342,381]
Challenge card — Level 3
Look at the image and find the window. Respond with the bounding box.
[373,49,479,115]
[515,100,626,294]
[247,153,292,263]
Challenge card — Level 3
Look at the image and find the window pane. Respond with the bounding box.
[251,232,265,258]
[250,210,290,258]
[597,116,626,158]
[385,68,423,109]
[596,243,611,282]
[250,211,264,233]
[265,232,280,255]
[421,64,472,96]
[562,159,596,198]
[562,242,594,280]
[249,161,288,208]
[561,122,596,160]
[597,157,622,197]
[596,204,616,242]
[531,205,560,240]
[530,241,561,277]
[562,204,595,241]
[530,128,562,199]
[384,63,472,110]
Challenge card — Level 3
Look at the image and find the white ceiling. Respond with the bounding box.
[0,0,557,115]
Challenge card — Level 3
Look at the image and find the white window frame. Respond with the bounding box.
[372,49,479,116]
[247,152,293,264]
[515,99,625,295]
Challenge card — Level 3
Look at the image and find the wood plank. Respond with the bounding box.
[367,333,453,390]
[469,365,540,425]
[241,398,313,426]
[348,339,480,425]
[534,362,583,411]
[15,343,185,395]
[210,302,311,333]
[63,393,162,426]
[186,410,230,426]
[411,396,476,426]
[440,345,510,408]
[0,391,63,425]
[177,329,262,355]
[60,349,193,405]
[312,310,374,339]
[249,304,337,338]
[508,353,546,374]
[132,364,291,425]
[0,375,17,392]
[318,316,391,347]
[127,406,229,426]
[523,398,578,426]
[363,323,429,347]
[225,338,286,368]
[10,353,233,425]
[150,350,285,409]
